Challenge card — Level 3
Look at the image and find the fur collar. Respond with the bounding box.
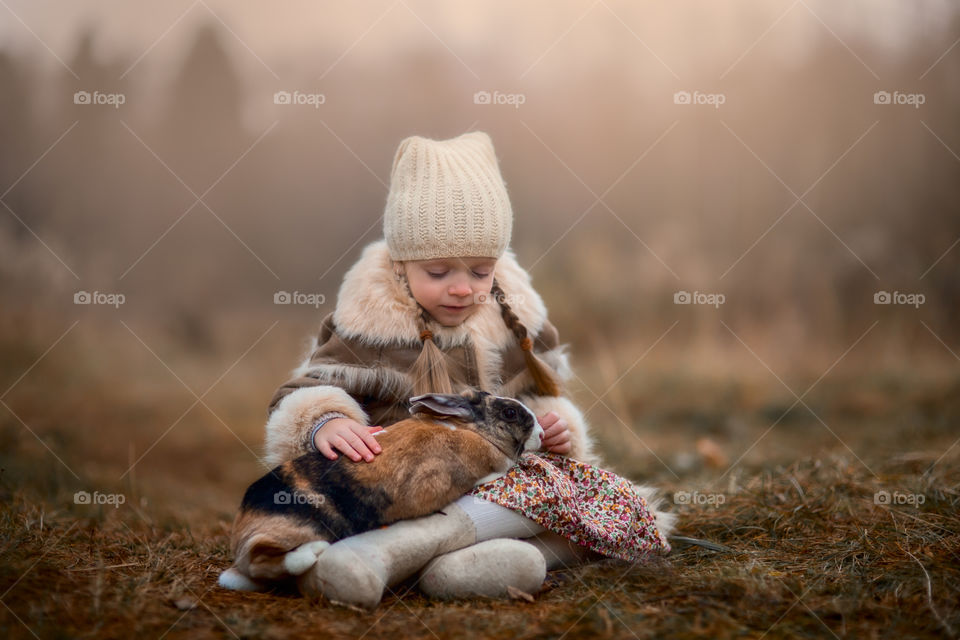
[333,240,548,350]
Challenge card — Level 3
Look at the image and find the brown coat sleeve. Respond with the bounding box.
[266,313,367,416]
[263,313,408,466]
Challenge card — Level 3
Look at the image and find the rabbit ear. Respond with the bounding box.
[408,393,475,420]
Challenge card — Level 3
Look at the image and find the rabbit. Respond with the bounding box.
[219,389,544,591]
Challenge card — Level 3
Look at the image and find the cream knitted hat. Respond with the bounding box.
[383,131,513,261]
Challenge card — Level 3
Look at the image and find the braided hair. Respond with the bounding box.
[396,264,455,396]
[489,278,563,397]
[410,303,455,396]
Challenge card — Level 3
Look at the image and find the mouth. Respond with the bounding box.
[441,305,469,312]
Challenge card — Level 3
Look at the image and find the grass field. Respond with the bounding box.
[1,313,958,639]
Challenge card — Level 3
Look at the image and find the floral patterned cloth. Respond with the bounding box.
[468,452,670,562]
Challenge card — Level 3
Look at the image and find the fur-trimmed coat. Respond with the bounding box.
[263,239,600,468]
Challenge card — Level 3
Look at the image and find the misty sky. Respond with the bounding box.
[1,0,956,81]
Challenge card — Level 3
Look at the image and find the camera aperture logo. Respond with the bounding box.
[873,290,924,308]
[274,90,326,109]
[674,490,725,507]
[274,490,325,507]
[74,490,126,508]
[74,290,125,308]
[473,90,526,109]
[274,291,326,308]
[873,90,925,108]
[73,90,126,109]
[673,90,725,109]
[674,290,725,308]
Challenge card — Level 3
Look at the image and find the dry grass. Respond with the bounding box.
[2,455,957,639]
[1,320,958,639]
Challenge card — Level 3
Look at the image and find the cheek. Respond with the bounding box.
[407,276,440,304]
[423,281,447,303]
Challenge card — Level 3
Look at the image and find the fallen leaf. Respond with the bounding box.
[696,437,729,469]
[506,585,535,602]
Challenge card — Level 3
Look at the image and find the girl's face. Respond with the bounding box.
[402,256,497,327]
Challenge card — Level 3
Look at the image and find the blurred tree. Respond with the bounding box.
[0,50,35,243]
[60,29,126,126]
[41,28,130,266]
[159,23,246,190]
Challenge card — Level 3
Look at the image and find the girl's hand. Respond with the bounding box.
[537,411,572,455]
[314,418,383,462]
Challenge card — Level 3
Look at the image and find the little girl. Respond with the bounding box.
[263,132,673,608]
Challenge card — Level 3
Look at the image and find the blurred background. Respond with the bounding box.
[1,0,958,513]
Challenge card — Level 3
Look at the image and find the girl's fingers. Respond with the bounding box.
[351,425,382,457]
[541,423,571,445]
[542,432,571,448]
[316,440,338,460]
[342,432,376,462]
[547,441,572,454]
[330,436,363,462]
[541,420,569,440]
[537,411,559,428]
[542,422,565,438]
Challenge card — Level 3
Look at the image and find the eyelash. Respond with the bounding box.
[427,271,491,279]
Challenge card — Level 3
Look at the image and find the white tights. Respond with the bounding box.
[453,494,601,570]
[454,494,545,541]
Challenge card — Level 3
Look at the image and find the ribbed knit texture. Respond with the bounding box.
[384,131,513,261]
[454,494,545,541]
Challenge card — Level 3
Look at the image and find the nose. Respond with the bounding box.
[448,278,472,297]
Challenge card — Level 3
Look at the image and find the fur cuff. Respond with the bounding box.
[518,395,602,466]
[264,385,369,466]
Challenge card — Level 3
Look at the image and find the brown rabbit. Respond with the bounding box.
[219,390,544,590]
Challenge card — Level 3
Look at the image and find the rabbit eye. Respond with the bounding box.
[501,407,518,421]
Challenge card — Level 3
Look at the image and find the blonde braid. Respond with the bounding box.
[490,279,563,397]
[397,267,455,396]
